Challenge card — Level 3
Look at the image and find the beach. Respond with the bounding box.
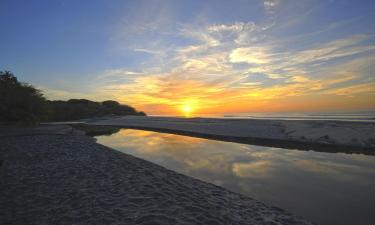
[0,125,314,225]
[80,116,375,154]
[3,1,374,224]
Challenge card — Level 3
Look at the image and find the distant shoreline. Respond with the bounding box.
[149,112,375,123]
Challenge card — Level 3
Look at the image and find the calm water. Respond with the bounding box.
[96,129,375,225]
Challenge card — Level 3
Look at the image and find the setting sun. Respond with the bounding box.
[181,104,193,117]
[179,100,199,117]
[182,105,192,114]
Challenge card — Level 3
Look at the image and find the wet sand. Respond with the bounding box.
[0,126,314,225]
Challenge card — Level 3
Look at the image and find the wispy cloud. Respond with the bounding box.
[229,47,271,64]
[208,22,258,33]
[56,1,375,115]
[263,0,280,14]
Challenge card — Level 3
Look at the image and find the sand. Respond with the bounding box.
[81,116,375,153]
[0,126,314,225]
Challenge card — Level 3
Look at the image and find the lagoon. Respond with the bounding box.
[96,129,375,225]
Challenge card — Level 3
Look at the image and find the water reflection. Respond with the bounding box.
[96,129,375,225]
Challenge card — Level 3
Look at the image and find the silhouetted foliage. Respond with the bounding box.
[0,71,50,123]
[0,71,146,123]
[48,99,146,121]
[102,100,120,108]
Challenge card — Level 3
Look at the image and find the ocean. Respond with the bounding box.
[155,111,375,122]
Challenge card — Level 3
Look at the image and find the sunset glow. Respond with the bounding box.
[1,0,374,116]
[181,105,192,116]
[179,99,199,117]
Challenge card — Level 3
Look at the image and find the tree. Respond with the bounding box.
[0,71,147,123]
[0,71,50,123]
[47,99,146,121]
[102,100,120,108]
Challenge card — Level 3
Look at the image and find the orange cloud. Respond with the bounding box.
[45,21,375,116]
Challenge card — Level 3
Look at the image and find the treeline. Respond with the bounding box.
[0,71,146,123]
[48,99,145,121]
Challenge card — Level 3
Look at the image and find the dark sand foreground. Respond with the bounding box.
[0,126,314,225]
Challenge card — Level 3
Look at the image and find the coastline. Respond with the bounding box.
[76,116,375,155]
[0,125,314,225]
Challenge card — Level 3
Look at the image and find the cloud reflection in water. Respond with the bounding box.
[96,129,375,225]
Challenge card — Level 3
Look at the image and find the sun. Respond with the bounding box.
[182,105,192,114]
[180,103,194,117]
[179,99,199,117]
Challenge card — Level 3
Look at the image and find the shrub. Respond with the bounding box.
[0,71,50,123]
[0,71,146,123]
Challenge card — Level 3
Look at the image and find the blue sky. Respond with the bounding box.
[1,0,375,114]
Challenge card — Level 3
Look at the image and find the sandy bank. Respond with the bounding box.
[0,126,313,225]
[83,116,375,154]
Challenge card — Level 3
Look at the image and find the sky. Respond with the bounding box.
[1,0,375,116]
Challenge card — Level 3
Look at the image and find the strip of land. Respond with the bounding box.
[0,126,313,225]
[82,116,375,154]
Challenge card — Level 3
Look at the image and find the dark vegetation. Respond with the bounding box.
[48,99,145,121]
[0,71,146,123]
[0,71,50,123]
